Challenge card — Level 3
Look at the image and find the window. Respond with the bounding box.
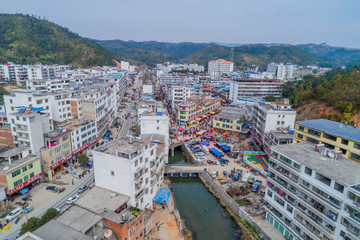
[286,205,293,213]
[151,150,154,156]
[308,128,321,136]
[323,133,337,142]
[293,162,300,170]
[341,139,349,145]
[307,137,319,144]
[24,175,29,181]
[351,152,360,162]
[157,127,159,130]
[277,121,280,125]
[28,163,33,169]
[14,179,23,187]
[305,167,312,176]
[157,120,159,123]
[22,166,27,172]
[297,133,303,140]
[29,172,34,178]
[267,190,273,197]
[354,143,360,150]
[12,170,21,178]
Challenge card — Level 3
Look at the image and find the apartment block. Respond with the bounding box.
[294,119,360,163]
[0,107,14,149]
[265,142,360,240]
[213,107,248,136]
[251,100,296,147]
[93,137,166,210]
[41,131,72,180]
[229,78,283,102]
[208,59,234,79]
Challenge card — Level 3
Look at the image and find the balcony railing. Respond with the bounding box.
[297,195,338,223]
[300,182,341,209]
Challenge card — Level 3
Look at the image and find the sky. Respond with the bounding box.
[2,0,360,48]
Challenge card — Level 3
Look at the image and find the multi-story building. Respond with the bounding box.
[0,106,14,149]
[8,110,51,155]
[59,119,98,158]
[294,119,360,163]
[213,107,248,136]
[93,136,166,210]
[82,83,117,137]
[0,152,42,196]
[229,78,283,101]
[267,63,297,81]
[208,59,234,79]
[41,130,72,180]
[251,100,296,147]
[0,63,28,85]
[159,74,186,85]
[265,142,360,240]
[168,85,194,110]
[176,97,221,124]
[263,127,295,155]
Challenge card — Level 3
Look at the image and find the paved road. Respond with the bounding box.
[2,172,95,240]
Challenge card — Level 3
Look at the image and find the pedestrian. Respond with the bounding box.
[72,179,74,185]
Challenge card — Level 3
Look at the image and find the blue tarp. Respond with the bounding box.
[221,145,231,152]
[238,97,256,102]
[210,148,224,157]
[153,188,170,205]
[203,136,212,140]
[194,86,202,89]
[229,103,239,106]
[201,141,209,146]
[216,142,224,147]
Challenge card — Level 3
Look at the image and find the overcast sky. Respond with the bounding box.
[2,0,360,48]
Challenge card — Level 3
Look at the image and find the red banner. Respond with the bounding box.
[50,154,73,170]
[9,173,42,195]
[73,138,98,155]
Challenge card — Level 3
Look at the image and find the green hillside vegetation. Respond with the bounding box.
[282,66,360,122]
[0,14,116,67]
[297,44,360,67]
[97,40,324,69]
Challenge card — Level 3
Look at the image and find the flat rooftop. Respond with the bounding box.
[76,186,129,214]
[140,134,166,156]
[297,119,360,143]
[216,107,246,120]
[271,142,360,186]
[33,220,93,240]
[0,155,38,172]
[0,147,25,158]
[94,137,155,156]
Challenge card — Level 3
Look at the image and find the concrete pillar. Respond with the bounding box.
[171,148,174,156]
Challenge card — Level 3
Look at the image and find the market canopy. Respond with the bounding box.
[178,127,184,130]
[202,115,207,118]
[195,118,202,121]
[208,133,215,137]
[201,141,209,146]
[210,148,224,157]
[153,188,170,205]
[197,130,206,135]
[203,136,212,140]
[207,145,215,149]
[222,145,231,152]
[184,137,191,141]
[210,112,216,114]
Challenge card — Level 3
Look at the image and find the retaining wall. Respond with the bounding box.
[200,171,272,240]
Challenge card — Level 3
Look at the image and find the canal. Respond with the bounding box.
[171,177,241,240]
[168,148,187,165]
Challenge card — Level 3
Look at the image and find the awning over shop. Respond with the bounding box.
[221,145,231,152]
[184,137,191,141]
[178,127,184,131]
[201,141,209,146]
[210,148,224,157]
[202,115,207,118]
[197,130,206,135]
[207,145,215,149]
[210,112,216,114]
[195,118,202,121]
[203,136,212,140]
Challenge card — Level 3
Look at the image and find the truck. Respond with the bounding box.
[241,173,251,183]
[251,180,263,192]
[233,173,240,181]
[211,171,217,178]
[201,145,210,155]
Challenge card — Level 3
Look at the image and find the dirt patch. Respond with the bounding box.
[154,210,184,240]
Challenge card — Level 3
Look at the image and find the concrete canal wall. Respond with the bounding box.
[200,171,272,240]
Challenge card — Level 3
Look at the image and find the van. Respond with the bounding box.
[23,205,34,214]
[241,173,251,183]
[5,207,23,222]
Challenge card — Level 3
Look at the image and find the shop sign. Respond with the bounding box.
[50,154,73,170]
[9,173,42,195]
[73,138,98,154]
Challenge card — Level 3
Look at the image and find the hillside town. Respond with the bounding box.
[0,57,358,240]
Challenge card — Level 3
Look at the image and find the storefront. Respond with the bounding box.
[72,138,98,162]
[50,153,73,176]
[8,172,42,196]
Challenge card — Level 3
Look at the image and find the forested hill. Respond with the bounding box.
[96,40,324,69]
[0,14,116,67]
[282,66,360,124]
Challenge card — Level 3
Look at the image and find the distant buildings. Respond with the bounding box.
[265,142,360,240]
[208,59,234,79]
[93,136,166,209]
[229,78,283,101]
[294,119,360,163]
[266,63,297,81]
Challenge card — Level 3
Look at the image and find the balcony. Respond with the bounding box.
[300,182,341,209]
[295,209,335,237]
[134,168,144,180]
[297,194,338,223]
[150,161,156,170]
[269,161,299,184]
[135,180,143,191]
[268,174,298,197]
[151,180,156,187]
[135,189,145,200]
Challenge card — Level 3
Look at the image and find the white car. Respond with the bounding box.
[195,152,205,156]
[72,172,81,179]
[5,207,23,222]
[66,195,79,205]
[198,156,207,160]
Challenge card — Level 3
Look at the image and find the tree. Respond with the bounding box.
[78,153,90,166]
[264,95,276,102]
[130,124,141,136]
[41,208,58,223]
[19,217,43,236]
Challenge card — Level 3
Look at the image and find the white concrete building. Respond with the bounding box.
[9,110,51,155]
[266,63,297,81]
[120,61,130,71]
[93,137,165,210]
[0,63,29,86]
[208,59,234,79]
[251,100,296,147]
[142,85,153,95]
[168,85,194,110]
[229,78,283,101]
[265,142,360,240]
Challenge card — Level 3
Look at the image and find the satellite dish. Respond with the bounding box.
[104,229,113,239]
[328,150,335,158]
[3,166,9,171]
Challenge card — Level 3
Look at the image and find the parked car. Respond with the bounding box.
[66,195,80,205]
[72,172,82,179]
[193,149,203,154]
[57,187,66,193]
[46,186,58,192]
[78,185,89,193]
[5,208,23,222]
[23,205,34,214]
[197,156,207,161]
[195,152,205,156]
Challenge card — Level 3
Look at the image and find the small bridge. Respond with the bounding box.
[169,141,184,149]
[165,165,204,177]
